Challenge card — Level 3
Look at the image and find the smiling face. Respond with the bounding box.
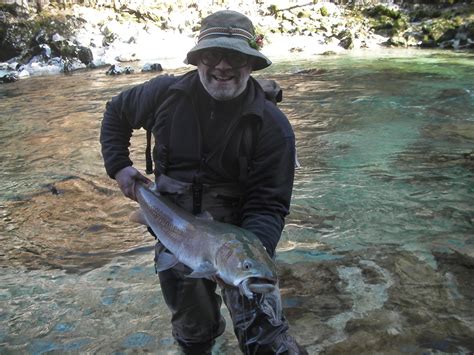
[197,49,253,101]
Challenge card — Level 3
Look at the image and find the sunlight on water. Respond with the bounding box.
[0,48,473,352]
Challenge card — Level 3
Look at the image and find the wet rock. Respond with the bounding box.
[141,63,163,72]
[77,46,93,65]
[0,72,19,83]
[105,64,123,75]
[106,64,135,75]
[46,184,60,195]
[278,260,353,320]
[339,36,354,50]
[321,51,337,55]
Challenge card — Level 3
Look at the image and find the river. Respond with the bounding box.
[1,48,473,354]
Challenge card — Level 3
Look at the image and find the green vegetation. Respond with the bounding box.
[268,4,278,17]
[320,6,329,17]
[364,5,402,20]
[363,5,409,36]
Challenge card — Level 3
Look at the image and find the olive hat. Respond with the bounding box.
[185,10,271,71]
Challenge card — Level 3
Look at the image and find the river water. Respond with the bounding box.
[0,48,473,354]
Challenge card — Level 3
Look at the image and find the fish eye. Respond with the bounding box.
[242,260,253,270]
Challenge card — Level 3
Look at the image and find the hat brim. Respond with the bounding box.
[185,37,271,71]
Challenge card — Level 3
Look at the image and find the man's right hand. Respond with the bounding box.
[114,166,151,201]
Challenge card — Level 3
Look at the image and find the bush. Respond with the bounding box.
[364,5,401,20]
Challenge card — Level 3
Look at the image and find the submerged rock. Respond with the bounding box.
[278,247,474,353]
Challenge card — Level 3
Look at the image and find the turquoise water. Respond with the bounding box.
[0,48,473,353]
[273,49,474,264]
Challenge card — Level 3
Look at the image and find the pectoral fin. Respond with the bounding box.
[186,261,217,279]
[195,211,214,221]
[130,209,148,225]
[154,250,179,272]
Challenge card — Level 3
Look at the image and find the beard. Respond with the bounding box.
[197,65,251,101]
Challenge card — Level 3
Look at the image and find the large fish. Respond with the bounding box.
[131,181,278,298]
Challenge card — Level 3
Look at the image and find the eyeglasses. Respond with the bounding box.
[200,50,250,69]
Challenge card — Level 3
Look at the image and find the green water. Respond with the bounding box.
[273,49,474,264]
[0,48,473,353]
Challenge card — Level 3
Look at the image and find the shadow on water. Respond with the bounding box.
[0,49,473,353]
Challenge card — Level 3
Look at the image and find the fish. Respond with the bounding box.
[130,181,278,298]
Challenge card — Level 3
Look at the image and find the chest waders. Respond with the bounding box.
[144,85,307,355]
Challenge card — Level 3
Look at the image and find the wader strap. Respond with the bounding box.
[145,130,153,174]
[238,119,259,184]
[149,89,180,176]
[192,177,203,215]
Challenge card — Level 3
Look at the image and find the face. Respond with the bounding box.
[197,49,253,101]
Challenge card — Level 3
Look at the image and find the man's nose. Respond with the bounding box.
[215,57,232,69]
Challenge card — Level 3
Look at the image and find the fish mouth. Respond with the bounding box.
[239,278,276,299]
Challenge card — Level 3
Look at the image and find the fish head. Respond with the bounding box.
[215,238,278,298]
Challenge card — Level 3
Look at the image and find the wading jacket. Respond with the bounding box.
[100,70,295,256]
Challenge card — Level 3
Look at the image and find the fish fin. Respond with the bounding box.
[155,251,179,272]
[186,261,217,278]
[129,209,148,225]
[195,211,214,221]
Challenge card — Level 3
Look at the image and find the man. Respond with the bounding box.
[100,9,306,355]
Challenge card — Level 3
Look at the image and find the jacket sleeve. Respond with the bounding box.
[99,75,176,178]
[240,104,296,257]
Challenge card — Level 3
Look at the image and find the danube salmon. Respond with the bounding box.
[131,181,278,298]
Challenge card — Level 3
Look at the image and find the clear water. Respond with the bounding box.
[273,49,474,264]
[1,48,473,353]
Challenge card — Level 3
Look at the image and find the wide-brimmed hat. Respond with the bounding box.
[185,10,271,71]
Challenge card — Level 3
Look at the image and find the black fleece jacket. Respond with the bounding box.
[100,70,295,256]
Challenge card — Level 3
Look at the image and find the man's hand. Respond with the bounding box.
[114,166,151,201]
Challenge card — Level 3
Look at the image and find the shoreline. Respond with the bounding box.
[1,2,473,81]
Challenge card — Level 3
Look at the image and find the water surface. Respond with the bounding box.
[1,48,473,353]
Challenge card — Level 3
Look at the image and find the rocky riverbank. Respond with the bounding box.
[0,1,473,82]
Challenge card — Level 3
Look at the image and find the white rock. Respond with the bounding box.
[18,69,30,78]
[52,33,65,42]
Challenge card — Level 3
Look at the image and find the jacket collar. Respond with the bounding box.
[169,70,265,118]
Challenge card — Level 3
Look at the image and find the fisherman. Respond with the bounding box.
[100,10,306,355]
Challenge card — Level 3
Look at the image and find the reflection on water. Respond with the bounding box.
[1,49,473,353]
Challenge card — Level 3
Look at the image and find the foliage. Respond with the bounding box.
[422,18,461,41]
[363,5,409,36]
[320,6,329,17]
[0,3,19,15]
[364,5,401,20]
[268,4,278,17]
